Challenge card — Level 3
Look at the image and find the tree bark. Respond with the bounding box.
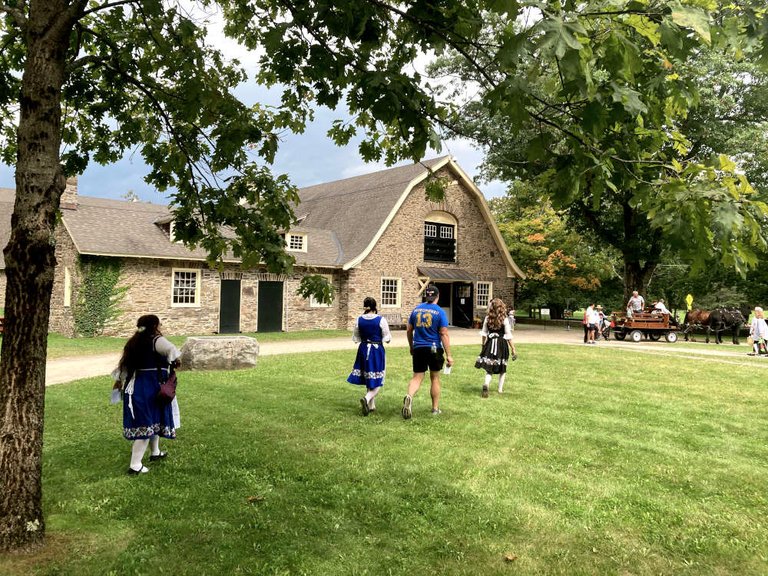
[623,259,657,304]
[0,1,80,552]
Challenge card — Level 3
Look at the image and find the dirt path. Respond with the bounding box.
[44,324,765,386]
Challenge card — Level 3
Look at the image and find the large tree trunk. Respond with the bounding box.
[623,259,657,304]
[0,1,78,552]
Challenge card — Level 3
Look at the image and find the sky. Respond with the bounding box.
[0,7,509,203]
[0,100,506,204]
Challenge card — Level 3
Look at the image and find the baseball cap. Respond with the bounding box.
[424,285,439,302]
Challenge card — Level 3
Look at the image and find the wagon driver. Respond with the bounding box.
[626,290,645,317]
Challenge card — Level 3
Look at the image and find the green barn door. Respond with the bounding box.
[258,281,283,332]
[219,279,241,333]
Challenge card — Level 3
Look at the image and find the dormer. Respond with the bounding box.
[155,214,181,243]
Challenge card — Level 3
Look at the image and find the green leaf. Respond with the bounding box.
[670,3,712,45]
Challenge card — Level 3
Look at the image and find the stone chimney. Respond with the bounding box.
[61,176,78,210]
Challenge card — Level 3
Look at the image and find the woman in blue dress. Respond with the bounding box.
[347,297,392,415]
[112,314,181,474]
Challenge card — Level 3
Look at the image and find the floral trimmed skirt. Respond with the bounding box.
[474,334,510,375]
[347,342,386,389]
[123,369,176,440]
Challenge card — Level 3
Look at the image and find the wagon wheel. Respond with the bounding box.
[629,329,644,343]
[665,331,679,343]
[614,330,626,340]
[648,333,661,341]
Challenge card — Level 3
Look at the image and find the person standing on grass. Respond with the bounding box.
[112,314,180,475]
[475,298,516,396]
[347,296,392,415]
[582,305,589,343]
[749,306,768,355]
[586,303,601,344]
[402,284,453,419]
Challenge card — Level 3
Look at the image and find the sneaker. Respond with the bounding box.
[402,395,412,420]
[360,397,370,416]
[481,385,489,398]
[431,409,442,416]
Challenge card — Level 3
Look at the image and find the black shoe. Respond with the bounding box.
[481,385,489,398]
[149,452,167,462]
[127,466,149,475]
[360,397,370,416]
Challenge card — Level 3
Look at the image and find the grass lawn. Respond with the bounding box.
[3,344,768,575]
[44,329,349,359]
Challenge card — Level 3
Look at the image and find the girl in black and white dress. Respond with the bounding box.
[475,298,516,396]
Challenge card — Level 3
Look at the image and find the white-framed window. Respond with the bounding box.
[63,267,72,308]
[380,277,401,308]
[286,233,307,252]
[172,268,201,307]
[309,274,333,308]
[424,223,437,237]
[439,226,454,239]
[476,281,492,308]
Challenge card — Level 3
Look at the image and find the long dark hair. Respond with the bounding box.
[118,314,161,377]
[363,296,378,314]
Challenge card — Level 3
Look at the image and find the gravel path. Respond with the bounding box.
[44,324,764,386]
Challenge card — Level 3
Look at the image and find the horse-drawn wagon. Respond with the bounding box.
[611,311,679,343]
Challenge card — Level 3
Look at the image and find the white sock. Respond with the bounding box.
[150,435,161,456]
[130,439,150,470]
[365,387,381,408]
[498,374,506,393]
[484,374,492,388]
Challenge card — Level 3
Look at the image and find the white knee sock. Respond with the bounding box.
[484,374,492,388]
[365,387,381,408]
[130,439,150,470]
[150,435,161,456]
[498,374,506,393]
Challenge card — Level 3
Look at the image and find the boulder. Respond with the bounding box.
[179,336,259,371]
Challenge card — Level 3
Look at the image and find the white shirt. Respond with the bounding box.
[352,313,392,343]
[750,317,768,340]
[480,317,514,340]
[654,302,670,314]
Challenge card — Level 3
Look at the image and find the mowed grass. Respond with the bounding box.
[42,329,349,358]
[3,344,768,575]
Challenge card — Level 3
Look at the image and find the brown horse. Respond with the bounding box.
[683,307,745,344]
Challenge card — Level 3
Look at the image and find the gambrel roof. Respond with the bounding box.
[0,157,523,278]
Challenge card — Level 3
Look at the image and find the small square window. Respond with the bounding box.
[287,234,306,252]
[440,226,454,239]
[424,223,437,238]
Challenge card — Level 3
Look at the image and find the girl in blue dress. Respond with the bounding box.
[347,297,392,415]
[112,314,181,474]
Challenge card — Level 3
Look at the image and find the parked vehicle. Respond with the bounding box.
[611,310,679,343]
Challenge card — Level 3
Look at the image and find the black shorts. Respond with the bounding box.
[412,346,444,373]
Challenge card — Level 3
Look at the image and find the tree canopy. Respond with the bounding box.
[428,0,768,297]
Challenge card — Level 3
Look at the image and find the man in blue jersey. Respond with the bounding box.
[402,284,453,419]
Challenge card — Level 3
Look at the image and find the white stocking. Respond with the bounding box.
[150,435,161,456]
[365,386,381,408]
[498,374,506,393]
[130,438,150,470]
[484,374,492,388]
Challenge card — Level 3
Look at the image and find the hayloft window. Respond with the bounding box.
[380,277,401,308]
[172,268,201,307]
[424,221,456,262]
[285,233,307,252]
